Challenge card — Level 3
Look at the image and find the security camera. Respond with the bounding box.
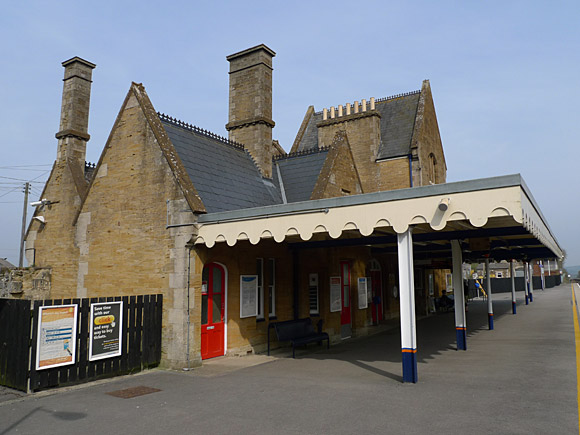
[33,216,46,224]
[30,198,51,208]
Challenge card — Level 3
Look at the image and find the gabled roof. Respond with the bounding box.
[274,148,329,203]
[292,90,421,160]
[161,115,283,213]
[375,91,421,160]
[0,258,15,269]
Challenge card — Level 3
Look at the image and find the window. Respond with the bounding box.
[256,258,264,319]
[309,273,319,315]
[268,258,276,318]
[428,153,437,184]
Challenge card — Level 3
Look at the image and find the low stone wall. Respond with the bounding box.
[0,267,51,299]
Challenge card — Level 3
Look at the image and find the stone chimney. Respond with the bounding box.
[55,57,96,167]
[225,44,275,178]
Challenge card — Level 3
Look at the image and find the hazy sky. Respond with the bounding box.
[1,1,578,267]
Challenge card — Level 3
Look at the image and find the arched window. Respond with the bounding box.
[428,153,437,184]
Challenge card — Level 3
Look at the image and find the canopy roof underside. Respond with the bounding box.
[193,174,563,262]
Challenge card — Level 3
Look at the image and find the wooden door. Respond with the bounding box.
[201,263,225,360]
[371,270,383,324]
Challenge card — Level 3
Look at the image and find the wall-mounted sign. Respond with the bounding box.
[89,301,123,361]
[358,277,368,309]
[240,275,258,318]
[330,277,341,312]
[36,304,78,370]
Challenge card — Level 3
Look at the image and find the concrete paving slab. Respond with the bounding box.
[0,284,577,434]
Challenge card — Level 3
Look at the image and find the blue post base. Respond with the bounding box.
[529,293,533,302]
[402,350,418,383]
[456,328,467,350]
[488,313,494,330]
[525,295,529,305]
[512,301,517,314]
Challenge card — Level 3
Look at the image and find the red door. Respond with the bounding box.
[340,261,351,338]
[371,270,383,324]
[201,263,225,360]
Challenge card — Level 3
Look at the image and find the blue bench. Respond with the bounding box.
[267,318,329,358]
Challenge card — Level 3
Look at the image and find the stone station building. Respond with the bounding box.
[23,44,563,382]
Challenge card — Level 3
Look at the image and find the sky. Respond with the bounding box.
[1,1,579,267]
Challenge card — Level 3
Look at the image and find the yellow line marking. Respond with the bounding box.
[570,283,580,434]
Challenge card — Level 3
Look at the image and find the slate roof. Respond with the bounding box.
[274,149,329,203]
[161,118,283,213]
[0,258,15,269]
[294,90,421,160]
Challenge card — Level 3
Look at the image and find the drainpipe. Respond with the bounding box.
[183,242,193,371]
[408,154,413,187]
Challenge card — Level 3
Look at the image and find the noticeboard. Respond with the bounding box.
[358,277,368,309]
[36,304,78,370]
[89,301,123,361]
[240,275,258,318]
[330,277,342,313]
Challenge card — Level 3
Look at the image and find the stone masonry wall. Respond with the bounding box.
[378,158,412,191]
[412,81,446,186]
[25,162,82,299]
[76,90,198,369]
[317,113,381,193]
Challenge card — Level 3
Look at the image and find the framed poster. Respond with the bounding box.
[446,273,453,292]
[358,277,368,309]
[240,275,258,318]
[89,301,123,361]
[36,304,78,370]
[330,276,342,313]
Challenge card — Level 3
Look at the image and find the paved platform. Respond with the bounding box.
[0,284,577,434]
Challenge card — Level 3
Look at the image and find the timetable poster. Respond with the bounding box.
[330,277,342,312]
[36,304,78,370]
[240,275,258,318]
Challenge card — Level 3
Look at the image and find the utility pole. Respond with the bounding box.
[18,182,30,268]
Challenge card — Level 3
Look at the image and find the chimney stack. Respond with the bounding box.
[55,57,96,167]
[225,44,275,178]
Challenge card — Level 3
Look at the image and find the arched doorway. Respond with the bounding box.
[368,259,383,324]
[201,263,227,360]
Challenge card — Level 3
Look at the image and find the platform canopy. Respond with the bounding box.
[193,174,563,262]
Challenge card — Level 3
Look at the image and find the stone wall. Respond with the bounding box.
[69,88,198,369]
[0,267,51,299]
[317,112,381,193]
[25,161,83,299]
[412,80,446,186]
[378,158,412,191]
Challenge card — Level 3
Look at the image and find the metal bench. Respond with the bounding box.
[267,318,329,358]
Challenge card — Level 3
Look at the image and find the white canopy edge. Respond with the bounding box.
[193,175,563,259]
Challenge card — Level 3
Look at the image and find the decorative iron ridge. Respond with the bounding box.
[313,90,421,115]
[273,146,330,161]
[157,112,246,151]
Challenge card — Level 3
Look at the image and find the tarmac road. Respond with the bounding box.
[0,284,578,434]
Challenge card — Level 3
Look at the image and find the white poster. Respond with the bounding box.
[240,275,258,318]
[358,277,368,309]
[330,276,342,313]
[36,304,78,370]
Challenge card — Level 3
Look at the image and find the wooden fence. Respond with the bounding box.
[0,294,162,393]
[0,299,31,391]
